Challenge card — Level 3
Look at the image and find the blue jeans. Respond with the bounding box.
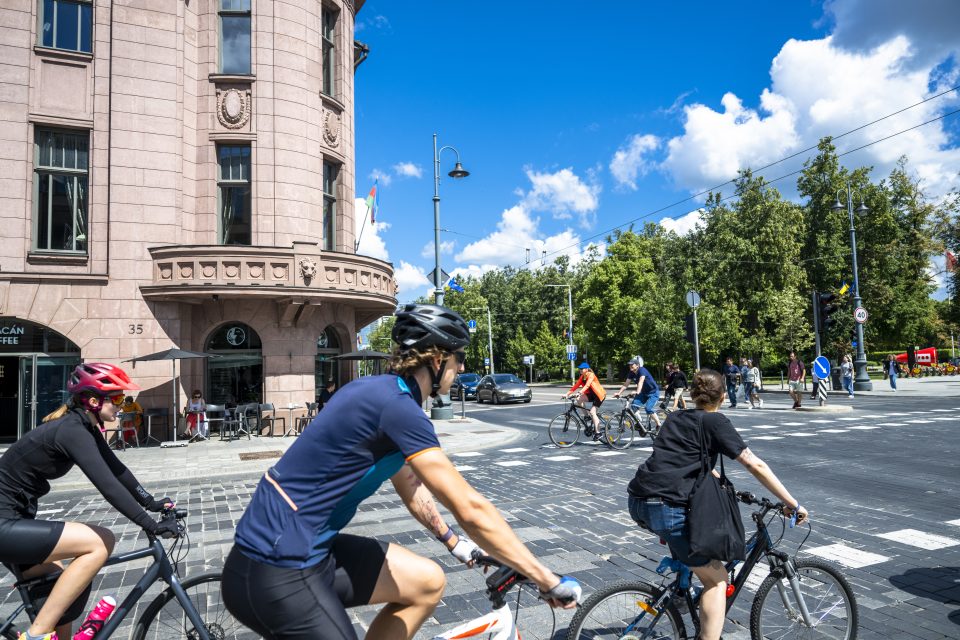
[633,391,660,414]
[889,372,897,390]
[842,376,854,395]
[628,496,710,567]
[726,382,737,406]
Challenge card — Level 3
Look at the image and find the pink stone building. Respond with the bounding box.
[0,0,395,441]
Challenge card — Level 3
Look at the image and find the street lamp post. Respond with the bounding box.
[832,185,872,391]
[468,306,495,375]
[546,284,575,384]
[432,133,469,306]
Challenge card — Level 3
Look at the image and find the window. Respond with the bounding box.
[219,0,251,74]
[321,5,338,96]
[322,161,339,251]
[39,0,93,53]
[33,128,89,253]
[218,145,251,245]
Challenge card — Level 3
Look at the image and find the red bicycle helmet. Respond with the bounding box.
[68,362,141,396]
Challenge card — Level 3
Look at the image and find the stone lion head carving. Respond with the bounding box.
[299,258,318,283]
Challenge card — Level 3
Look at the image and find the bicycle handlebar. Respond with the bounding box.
[736,491,802,527]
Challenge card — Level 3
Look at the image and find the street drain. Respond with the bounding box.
[239,450,283,461]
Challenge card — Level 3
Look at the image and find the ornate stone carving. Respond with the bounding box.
[201,263,217,278]
[216,87,251,130]
[322,106,341,148]
[272,264,288,280]
[178,263,193,279]
[299,258,318,284]
[249,263,264,279]
[159,264,172,280]
[224,262,241,279]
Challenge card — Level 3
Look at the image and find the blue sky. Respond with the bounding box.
[352,1,960,302]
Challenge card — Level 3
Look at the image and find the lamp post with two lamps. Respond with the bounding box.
[432,133,469,306]
[832,185,873,391]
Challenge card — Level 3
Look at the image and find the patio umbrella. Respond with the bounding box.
[124,348,216,446]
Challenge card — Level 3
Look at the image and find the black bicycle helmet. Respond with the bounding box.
[392,303,470,352]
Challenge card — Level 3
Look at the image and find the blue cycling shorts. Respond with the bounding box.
[632,391,660,415]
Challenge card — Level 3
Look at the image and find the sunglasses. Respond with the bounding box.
[107,394,125,406]
[450,351,466,365]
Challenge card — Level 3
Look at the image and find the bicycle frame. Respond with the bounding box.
[430,604,517,640]
[2,538,210,640]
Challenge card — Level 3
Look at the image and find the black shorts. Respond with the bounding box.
[583,390,603,408]
[221,534,389,640]
[0,517,65,566]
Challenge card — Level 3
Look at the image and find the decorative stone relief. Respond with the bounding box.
[200,263,217,278]
[322,106,341,148]
[271,263,289,280]
[248,263,264,280]
[178,262,194,279]
[324,267,339,283]
[216,87,251,130]
[299,258,318,284]
[224,262,241,279]
[159,264,173,280]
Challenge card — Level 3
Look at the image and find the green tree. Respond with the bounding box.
[504,326,531,374]
[367,317,395,353]
[530,320,565,378]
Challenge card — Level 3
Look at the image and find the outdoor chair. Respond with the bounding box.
[294,402,319,435]
[234,404,255,440]
[205,404,227,440]
[258,403,286,437]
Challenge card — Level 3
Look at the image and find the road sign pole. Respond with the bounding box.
[812,290,822,358]
[692,308,701,372]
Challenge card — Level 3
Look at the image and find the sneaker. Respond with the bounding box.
[848,394,854,399]
[19,633,58,639]
[759,399,764,408]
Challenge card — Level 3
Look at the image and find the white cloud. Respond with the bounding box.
[522,168,601,227]
[393,162,423,179]
[369,168,392,187]
[354,197,390,261]
[393,261,433,301]
[658,209,704,236]
[420,240,455,259]
[610,134,661,190]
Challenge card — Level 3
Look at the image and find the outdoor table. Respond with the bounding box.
[282,403,300,437]
[186,409,207,442]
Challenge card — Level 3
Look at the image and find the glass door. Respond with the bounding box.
[18,355,36,439]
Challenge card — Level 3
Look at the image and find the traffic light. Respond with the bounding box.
[684,313,696,343]
[817,292,839,336]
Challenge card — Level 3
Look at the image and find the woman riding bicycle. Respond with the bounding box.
[221,303,580,640]
[562,362,606,434]
[0,363,177,640]
[627,368,808,640]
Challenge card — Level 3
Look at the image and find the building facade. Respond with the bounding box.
[0,0,396,441]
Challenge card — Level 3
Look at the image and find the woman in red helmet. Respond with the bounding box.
[0,363,179,640]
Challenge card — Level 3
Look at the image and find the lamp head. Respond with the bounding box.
[448,162,470,179]
[855,201,870,216]
[831,197,844,211]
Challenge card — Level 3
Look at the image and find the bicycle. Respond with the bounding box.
[567,491,858,639]
[0,508,252,639]
[607,394,663,441]
[548,398,623,449]
[432,553,565,640]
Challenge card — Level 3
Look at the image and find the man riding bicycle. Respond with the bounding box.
[561,362,606,436]
[222,304,580,640]
[614,356,662,431]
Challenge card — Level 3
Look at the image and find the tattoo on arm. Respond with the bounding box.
[738,447,759,466]
[415,494,445,537]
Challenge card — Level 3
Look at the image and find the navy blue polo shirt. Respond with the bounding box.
[627,366,659,395]
[234,374,441,568]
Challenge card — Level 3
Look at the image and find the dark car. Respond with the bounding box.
[476,374,532,404]
[450,373,481,400]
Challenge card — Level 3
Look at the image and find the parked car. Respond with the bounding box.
[476,374,532,404]
[450,373,481,400]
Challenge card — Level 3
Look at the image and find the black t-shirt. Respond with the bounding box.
[628,409,747,505]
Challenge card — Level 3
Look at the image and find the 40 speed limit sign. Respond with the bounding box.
[854,307,869,324]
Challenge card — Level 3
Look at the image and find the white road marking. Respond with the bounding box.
[453,451,484,457]
[809,419,833,424]
[876,529,960,550]
[805,543,890,568]
[836,417,860,421]
[35,509,63,516]
[751,435,783,440]
[782,422,804,426]
[592,450,627,456]
[752,425,779,429]
[818,429,849,433]
[907,419,930,424]
[886,412,911,416]
[635,447,653,452]
[930,409,953,412]
[740,564,771,592]
[544,455,578,462]
[456,465,477,472]
[500,447,529,453]
[495,460,530,467]
[946,519,960,527]
[883,423,908,426]
[847,426,880,430]
[786,432,817,437]
[858,414,882,418]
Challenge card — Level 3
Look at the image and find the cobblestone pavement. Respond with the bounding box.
[2,398,958,639]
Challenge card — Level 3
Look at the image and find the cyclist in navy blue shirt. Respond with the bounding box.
[222,304,581,640]
[614,356,662,430]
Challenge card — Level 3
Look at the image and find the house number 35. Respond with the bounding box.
[128,324,143,335]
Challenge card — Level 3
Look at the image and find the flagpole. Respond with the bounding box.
[354,181,377,252]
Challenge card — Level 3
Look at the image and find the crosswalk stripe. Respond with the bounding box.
[508,419,548,426]
[805,543,890,568]
[818,429,848,433]
[500,447,529,453]
[809,419,833,424]
[495,460,530,467]
[751,435,783,440]
[592,451,627,456]
[847,426,880,430]
[786,432,816,437]
[946,519,960,527]
[456,465,477,472]
[753,425,778,429]
[876,529,960,550]
[782,422,804,426]
[544,455,578,462]
[453,451,484,457]
[836,417,860,421]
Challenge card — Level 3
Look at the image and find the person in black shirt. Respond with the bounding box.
[664,363,688,412]
[317,378,337,409]
[0,363,176,640]
[627,368,807,640]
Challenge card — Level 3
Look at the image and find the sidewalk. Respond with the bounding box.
[41,417,523,493]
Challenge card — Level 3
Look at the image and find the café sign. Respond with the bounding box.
[0,323,26,346]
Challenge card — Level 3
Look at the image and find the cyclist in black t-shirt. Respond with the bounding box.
[627,369,807,640]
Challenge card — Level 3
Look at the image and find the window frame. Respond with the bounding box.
[322,160,339,251]
[217,144,252,246]
[218,0,252,75]
[32,127,90,254]
[38,0,94,54]
[321,4,338,97]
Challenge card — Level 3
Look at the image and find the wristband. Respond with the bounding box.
[437,527,456,543]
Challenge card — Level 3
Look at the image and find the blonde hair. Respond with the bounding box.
[43,404,70,423]
[389,345,446,377]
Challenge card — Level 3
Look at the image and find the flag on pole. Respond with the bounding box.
[357,333,363,349]
[445,276,465,293]
[947,250,957,272]
[364,181,379,223]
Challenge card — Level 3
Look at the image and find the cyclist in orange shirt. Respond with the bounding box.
[561,362,606,435]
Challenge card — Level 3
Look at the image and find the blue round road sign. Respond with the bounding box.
[813,355,831,379]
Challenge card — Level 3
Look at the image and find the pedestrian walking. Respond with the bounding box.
[745,359,762,408]
[886,354,898,391]
[739,357,749,404]
[841,354,854,398]
[723,357,740,408]
[667,363,689,411]
[787,351,805,409]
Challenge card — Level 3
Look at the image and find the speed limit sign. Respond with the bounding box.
[854,307,868,324]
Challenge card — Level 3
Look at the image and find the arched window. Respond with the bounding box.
[206,322,263,406]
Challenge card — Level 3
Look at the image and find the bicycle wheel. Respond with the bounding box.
[750,559,858,639]
[605,413,635,450]
[132,572,256,640]
[567,580,687,640]
[548,413,580,447]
